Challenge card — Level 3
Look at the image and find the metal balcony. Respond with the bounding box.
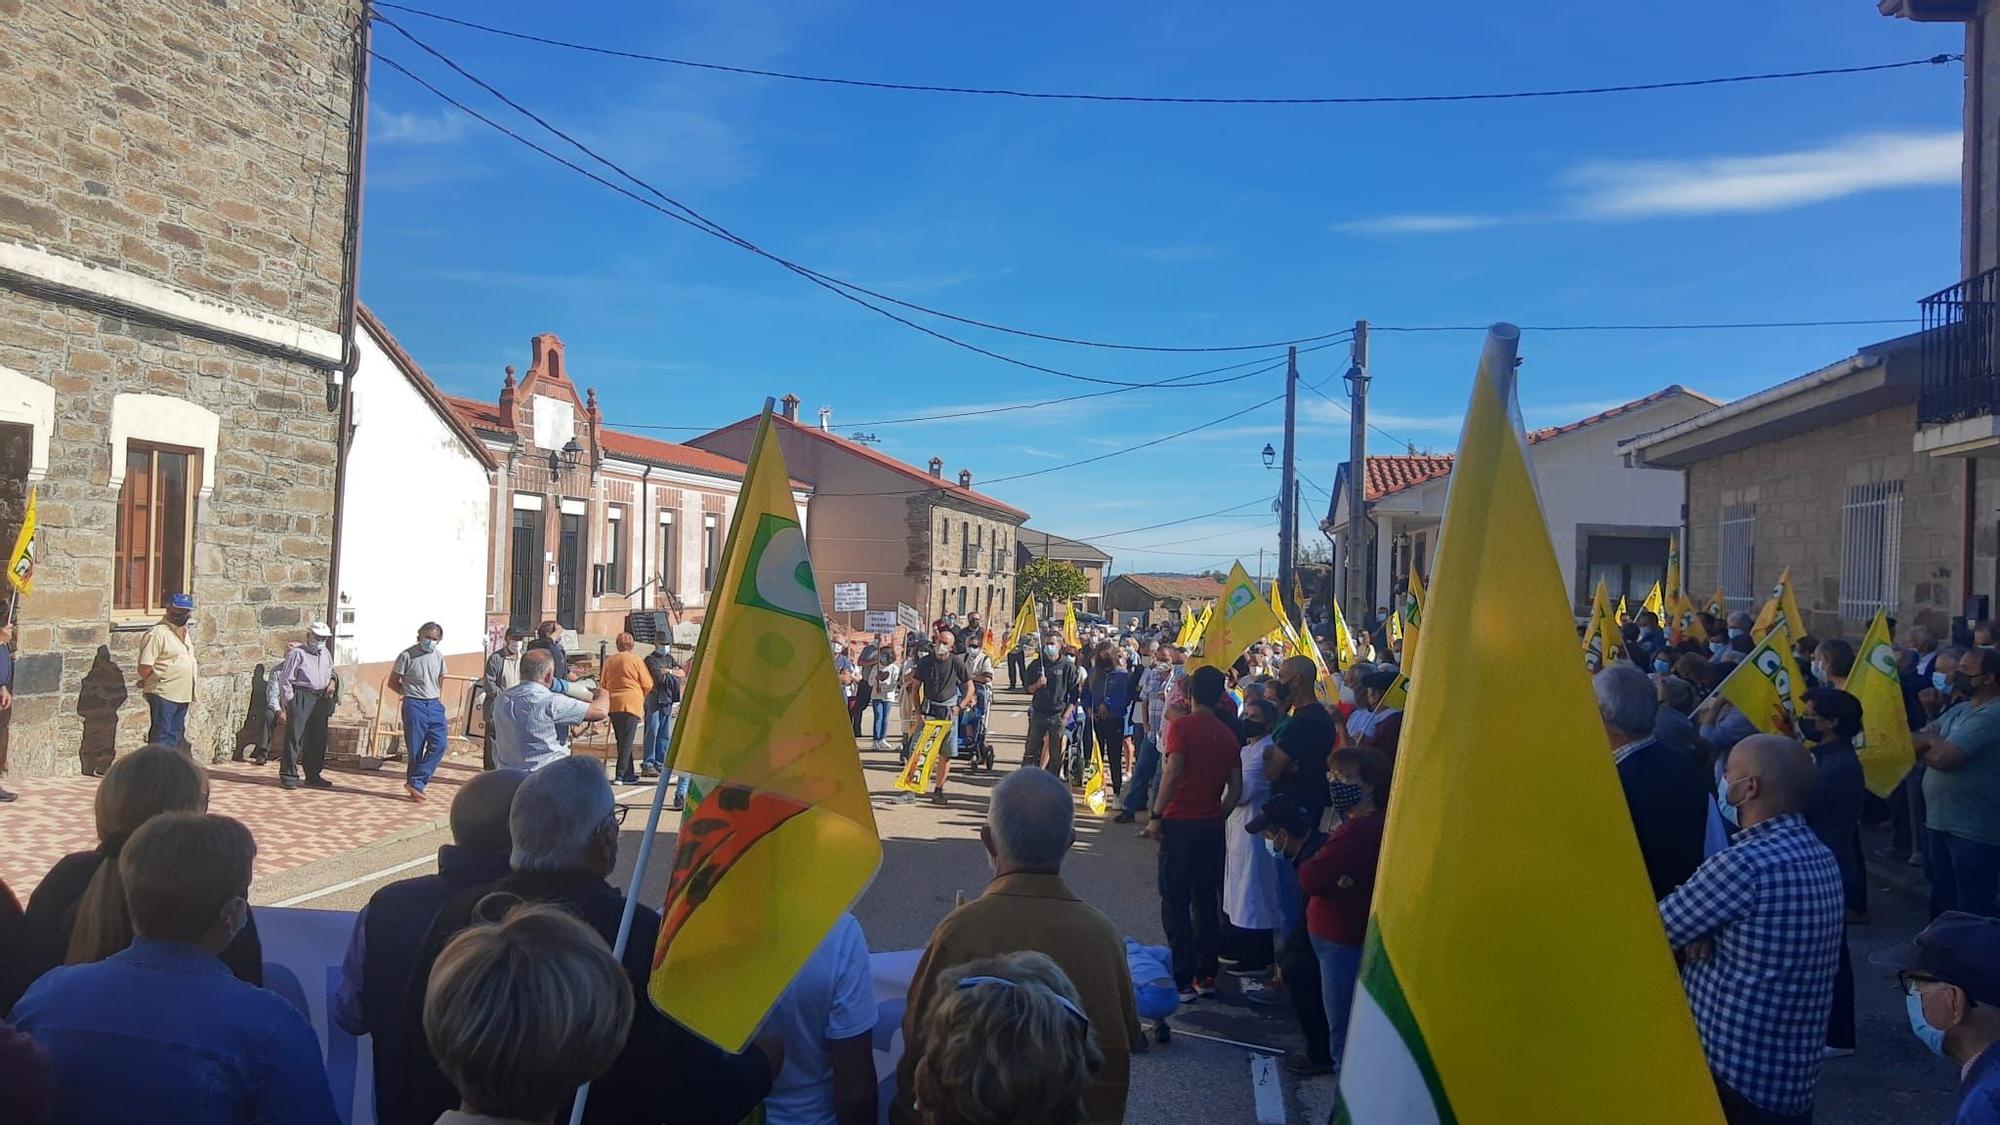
[1920,267,2000,426]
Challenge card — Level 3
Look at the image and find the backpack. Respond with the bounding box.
[1098,669,1132,720]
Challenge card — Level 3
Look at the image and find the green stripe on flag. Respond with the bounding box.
[1333,923,1458,1125]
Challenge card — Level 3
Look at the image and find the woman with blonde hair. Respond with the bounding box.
[912,952,1102,1125]
[10,745,261,1010]
[423,901,635,1125]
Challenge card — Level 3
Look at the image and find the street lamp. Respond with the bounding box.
[1260,442,1276,470]
[1342,362,1369,397]
[547,437,584,475]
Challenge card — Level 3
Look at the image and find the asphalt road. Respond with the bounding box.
[252,688,1961,1124]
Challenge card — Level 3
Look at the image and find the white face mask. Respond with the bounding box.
[303,640,323,654]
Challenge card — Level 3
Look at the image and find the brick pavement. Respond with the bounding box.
[0,748,485,898]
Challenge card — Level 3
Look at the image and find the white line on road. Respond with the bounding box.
[1170,1026,1285,1054]
[270,853,437,908]
[1249,1053,1286,1125]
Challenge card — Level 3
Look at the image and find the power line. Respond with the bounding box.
[607,336,1349,432]
[1073,496,1278,541]
[1300,377,1421,453]
[373,8,1957,106]
[372,15,1348,357]
[1375,318,1918,333]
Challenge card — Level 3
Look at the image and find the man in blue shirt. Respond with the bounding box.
[1876,911,2000,1124]
[11,811,339,1125]
[1916,646,2000,920]
[1659,734,1844,1125]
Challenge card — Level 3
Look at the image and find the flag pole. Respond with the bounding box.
[568,398,776,1125]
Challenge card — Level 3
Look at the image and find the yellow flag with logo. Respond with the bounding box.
[1706,588,1727,619]
[1642,581,1664,619]
[1189,562,1282,671]
[7,486,36,595]
[1671,591,1709,647]
[1401,568,1426,664]
[1061,601,1080,648]
[1008,598,1036,654]
[1615,594,1629,622]
[1851,609,1915,797]
[1337,325,1720,1123]
[1715,624,1806,734]
[1751,567,1804,645]
[1666,534,1681,599]
[1329,596,1358,669]
[647,409,882,1052]
[1187,601,1214,649]
[1581,605,1608,672]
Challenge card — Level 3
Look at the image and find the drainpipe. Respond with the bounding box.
[1966,458,1978,610]
[325,6,371,633]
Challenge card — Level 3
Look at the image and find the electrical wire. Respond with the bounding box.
[1299,378,1422,454]
[372,8,1958,107]
[1072,496,1278,541]
[372,15,1350,357]
[1374,318,1919,332]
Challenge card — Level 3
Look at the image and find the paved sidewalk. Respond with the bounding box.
[0,750,483,897]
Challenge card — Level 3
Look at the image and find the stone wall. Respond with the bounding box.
[921,498,1020,621]
[1684,402,1960,640]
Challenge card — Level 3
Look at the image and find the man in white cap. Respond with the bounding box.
[269,621,338,791]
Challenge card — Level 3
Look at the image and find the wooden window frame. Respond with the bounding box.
[114,440,201,619]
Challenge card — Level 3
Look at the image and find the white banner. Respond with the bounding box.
[863,610,899,633]
[897,601,923,633]
[833,582,868,613]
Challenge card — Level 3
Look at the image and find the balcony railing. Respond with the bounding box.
[1919,266,2000,425]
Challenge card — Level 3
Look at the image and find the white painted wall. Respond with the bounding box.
[337,326,492,664]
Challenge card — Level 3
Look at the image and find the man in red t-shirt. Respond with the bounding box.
[1145,665,1243,1000]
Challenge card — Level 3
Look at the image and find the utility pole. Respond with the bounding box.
[1343,321,1370,623]
[1276,346,1299,619]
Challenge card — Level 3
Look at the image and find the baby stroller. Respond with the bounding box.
[1060,708,1089,787]
[956,684,995,772]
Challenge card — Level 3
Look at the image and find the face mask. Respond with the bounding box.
[1263,836,1285,858]
[1906,988,1948,1057]
[1796,717,1824,744]
[1812,661,1829,683]
[1934,671,1952,693]
[506,642,520,655]
[1709,642,1727,658]
[1953,673,1975,697]
[1653,659,1672,675]
[1242,721,1269,739]
[1270,682,1291,703]
[166,610,190,625]
[420,638,439,654]
[303,640,322,654]
[1727,628,1745,640]
[1717,774,1744,827]
[1042,645,1060,661]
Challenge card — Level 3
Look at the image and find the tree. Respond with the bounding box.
[1017,557,1088,613]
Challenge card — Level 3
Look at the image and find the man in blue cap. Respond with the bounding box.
[136,592,198,750]
[1876,911,2000,1122]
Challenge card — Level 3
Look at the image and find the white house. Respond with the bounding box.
[337,307,495,670]
[1325,386,1720,615]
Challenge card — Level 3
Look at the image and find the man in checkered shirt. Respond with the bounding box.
[1659,734,1844,1125]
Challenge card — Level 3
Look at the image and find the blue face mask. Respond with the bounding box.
[1907,988,1948,1057]
[1717,774,1743,827]
[1728,628,1746,640]
[1653,658,1672,675]
[1263,836,1284,858]
[420,638,439,654]
[1709,642,1727,658]
[1934,672,1952,693]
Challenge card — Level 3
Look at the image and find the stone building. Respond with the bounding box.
[0,0,366,776]
[689,398,1028,625]
[440,333,809,642]
[1103,573,1225,628]
[1626,334,1961,637]
[1015,528,1112,614]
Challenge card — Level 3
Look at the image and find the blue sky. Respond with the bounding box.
[358,1,1963,576]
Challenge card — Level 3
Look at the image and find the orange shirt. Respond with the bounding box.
[600,651,653,716]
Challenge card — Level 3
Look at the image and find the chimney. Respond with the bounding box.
[780,393,800,421]
[957,469,972,488]
[927,456,943,478]
[818,406,832,432]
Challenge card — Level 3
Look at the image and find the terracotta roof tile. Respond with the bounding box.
[1111,573,1227,601]
[1364,454,1456,501]
[758,414,1029,520]
[598,428,765,482]
[441,392,507,432]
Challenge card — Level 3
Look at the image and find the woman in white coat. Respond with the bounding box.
[1223,697,1284,972]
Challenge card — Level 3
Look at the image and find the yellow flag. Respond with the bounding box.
[1173,608,1194,647]
[1706,588,1727,620]
[1715,624,1806,735]
[1061,601,1080,648]
[1851,610,1915,798]
[1616,594,1629,622]
[1188,562,1282,671]
[6,486,36,595]
[1187,601,1214,649]
[1751,567,1805,645]
[1009,598,1036,654]
[1401,568,1426,664]
[1329,596,1358,669]
[1298,622,1339,706]
[1671,591,1709,647]
[1387,603,1403,646]
[1337,325,1720,1123]
[1666,534,1681,599]
[1591,578,1613,624]
[1581,605,1607,672]
[1597,598,1628,665]
[1082,741,1110,815]
[647,409,882,1052]
[1642,581,1664,619]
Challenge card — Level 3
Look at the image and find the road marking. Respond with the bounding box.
[270,853,437,907]
[1170,1026,1285,1054]
[1249,1053,1286,1124]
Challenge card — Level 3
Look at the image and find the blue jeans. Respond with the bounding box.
[145,694,189,749]
[644,704,673,769]
[1121,734,1161,815]
[402,697,449,792]
[1310,936,1363,1063]
[1926,828,2000,919]
[871,699,892,742]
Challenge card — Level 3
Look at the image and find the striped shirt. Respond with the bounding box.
[1658,813,1843,1116]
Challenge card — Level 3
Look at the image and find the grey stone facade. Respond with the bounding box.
[0,0,364,775]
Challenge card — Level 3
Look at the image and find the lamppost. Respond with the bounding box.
[547,436,584,476]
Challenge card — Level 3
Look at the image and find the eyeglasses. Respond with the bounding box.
[611,804,632,827]
[955,975,1090,1031]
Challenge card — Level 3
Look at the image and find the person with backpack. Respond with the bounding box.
[1090,644,1134,799]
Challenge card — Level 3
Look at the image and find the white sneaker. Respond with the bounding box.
[873,738,887,751]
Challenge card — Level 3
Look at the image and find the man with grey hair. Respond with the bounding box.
[892,769,1140,1125]
[1595,665,1707,900]
[399,756,777,1125]
[1660,734,1844,1123]
[491,647,609,772]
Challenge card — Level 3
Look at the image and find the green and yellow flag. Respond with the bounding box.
[1666,534,1681,599]
[1706,588,1727,620]
[1715,624,1806,734]
[1851,609,1915,798]
[1329,596,1359,670]
[1189,562,1281,671]
[1642,581,1664,620]
[1337,325,1720,1123]
[1400,568,1426,664]
[1581,605,1608,672]
[1670,591,1708,647]
[647,409,882,1051]
[7,486,36,595]
[1751,567,1804,645]
[1186,600,1214,650]
[1615,593,1629,623]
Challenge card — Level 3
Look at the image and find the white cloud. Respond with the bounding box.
[1333,213,1504,235]
[1565,131,1959,218]
[1018,446,1064,459]
[372,108,471,146]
